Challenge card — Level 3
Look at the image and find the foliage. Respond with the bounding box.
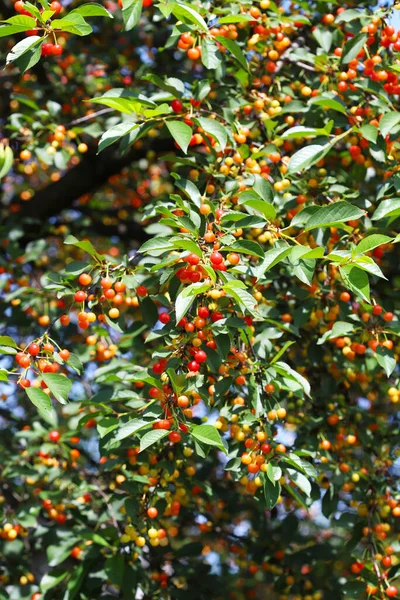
[0,0,400,599]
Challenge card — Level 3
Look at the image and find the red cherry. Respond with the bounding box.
[14,1,25,12]
[59,349,70,361]
[261,443,272,453]
[198,306,209,319]
[136,285,148,297]
[159,312,170,324]
[206,340,217,350]
[152,362,163,374]
[178,317,187,327]
[52,44,63,56]
[28,343,40,356]
[142,0,152,5]
[189,272,201,282]
[384,312,394,322]
[19,355,31,368]
[147,506,158,518]
[187,253,200,265]
[382,556,392,568]
[41,43,54,56]
[171,99,183,113]
[168,431,181,443]
[211,312,224,322]
[188,360,200,372]
[158,420,171,430]
[373,304,383,315]
[386,587,398,598]
[210,251,223,265]
[74,290,87,302]
[50,0,62,12]
[194,350,207,363]
[49,430,61,442]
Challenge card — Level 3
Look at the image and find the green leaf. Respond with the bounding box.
[140,236,175,256]
[191,424,227,453]
[313,27,332,52]
[238,193,276,219]
[287,469,311,497]
[270,340,295,365]
[142,74,184,96]
[372,199,400,221]
[25,387,56,425]
[64,235,104,260]
[274,363,311,397]
[98,121,137,152]
[40,570,68,592]
[224,286,259,317]
[215,35,249,71]
[254,246,292,279]
[6,36,43,72]
[375,346,397,377]
[114,419,151,442]
[52,13,93,35]
[139,429,170,452]
[175,281,211,323]
[335,8,363,23]
[223,239,264,258]
[3,14,36,27]
[0,335,17,348]
[121,0,141,29]
[282,453,317,478]
[105,555,125,587]
[0,145,13,180]
[172,2,208,31]
[196,117,228,151]
[359,124,378,143]
[218,14,255,23]
[70,3,113,17]
[309,96,347,115]
[166,120,192,154]
[42,373,71,404]
[317,321,355,344]
[253,175,274,202]
[263,475,281,509]
[288,144,330,173]
[0,25,34,37]
[283,482,308,509]
[340,33,367,65]
[304,201,365,230]
[266,463,282,485]
[339,265,370,303]
[379,111,400,138]
[354,234,392,255]
[201,38,221,69]
[89,89,146,115]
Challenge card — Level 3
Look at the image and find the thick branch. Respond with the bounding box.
[18,137,174,224]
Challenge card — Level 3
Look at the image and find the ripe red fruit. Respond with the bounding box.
[189,271,201,283]
[382,556,392,568]
[227,253,240,265]
[28,343,40,356]
[49,430,61,442]
[50,0,62,12]
[19,355,31,368]
[59,349,70,361]
[194,350,207,363]
[136,285,148,297]
[198,306,209,319]
[41,43,54,56]
[70,546,81,559]
[78,273,92,286]
[386,587,398,598]
[340,291,351,302]
[188,360,200,372]
[187,253,200,265]
[373,304,383,316]
[52,44,63,56]
[152,362,163,374]
[261,443,272,454]
[159,312,170,324]
[169,431,181,443]
[19,378,31,388]
[210,251,223,265]
[14,1,25,12]
[206,340,217,350]
[147,507,158,518]
[100,277,112,289]
[211,311,224,322]
[74,290,87,302]
[171,99,183,113]
[384,312,394,322]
